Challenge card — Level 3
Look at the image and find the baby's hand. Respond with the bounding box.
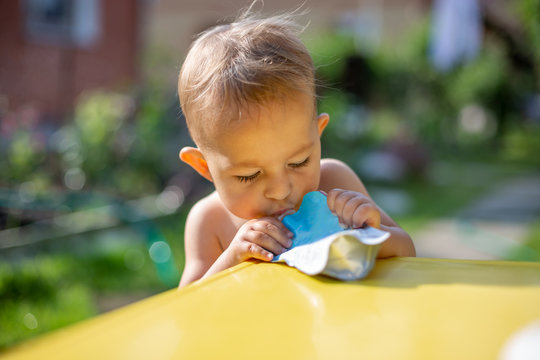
[327,189,381,229]
[226,217,293,263]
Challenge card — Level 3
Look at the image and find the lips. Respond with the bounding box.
[271,208,292,217]
[271,208,295,220]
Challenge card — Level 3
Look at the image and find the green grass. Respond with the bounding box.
[392,180,490,234]
[0,220,182,349]
[0,250,170,349]
[0,256,97,348]
[507,220,540,262]
[154,209,188,276]
[389,159,533,235]
[0,284,96,348]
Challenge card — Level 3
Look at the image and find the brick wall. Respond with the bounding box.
[0,0,140,121]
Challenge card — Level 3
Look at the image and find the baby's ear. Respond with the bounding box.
[317,113,329,136]
[179,147,213,182]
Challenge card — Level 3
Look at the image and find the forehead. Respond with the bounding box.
[205,95,316,164]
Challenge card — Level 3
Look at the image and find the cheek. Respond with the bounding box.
[292,163,321,201]
[219,185,260,219]
[303,167,321,192]
[304,155,322,189]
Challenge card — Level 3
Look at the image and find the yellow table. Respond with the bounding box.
[3,258,540,359]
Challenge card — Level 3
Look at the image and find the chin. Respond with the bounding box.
[229,207,260,220]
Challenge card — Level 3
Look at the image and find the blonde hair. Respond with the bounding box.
[178,12,315,147]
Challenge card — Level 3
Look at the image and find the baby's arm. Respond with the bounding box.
[320,159,415,258]
[179,195,293,287]
[204,217,293,276]
[178,198,224,287]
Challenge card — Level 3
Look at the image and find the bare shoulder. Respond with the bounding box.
[320,158,356,177]
[185,192,227,240]
[187,191,227,221]
[319,158,368,194]
[184,191,231,256]
[180,191,230,286]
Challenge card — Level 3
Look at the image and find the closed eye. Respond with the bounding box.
[289,156,310,169]
[237,171,260,183]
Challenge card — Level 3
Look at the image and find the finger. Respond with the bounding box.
[340,196,365,227]
[326,188,345,213]
[331,190,356,218]
[254,218,294,248]
[242,242,274,262]
[352,204,381,229]
[246,230,288,255]
[267,216,294,237]
[364,208,381,228]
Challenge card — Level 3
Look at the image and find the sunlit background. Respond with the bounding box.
[1,0,539,349]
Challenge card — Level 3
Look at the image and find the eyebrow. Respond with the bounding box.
[226,140,315,170]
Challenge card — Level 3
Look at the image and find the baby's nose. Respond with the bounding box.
[264,174,292,201]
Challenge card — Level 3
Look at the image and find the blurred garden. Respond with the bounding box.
[1,0,540,350]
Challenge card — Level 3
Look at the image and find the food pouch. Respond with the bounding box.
[272,191,389,280]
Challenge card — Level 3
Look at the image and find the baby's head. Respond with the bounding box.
[178,13,316,149]
[179,13,329,219]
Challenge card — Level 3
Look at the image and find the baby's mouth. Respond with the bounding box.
[273,208,296,221]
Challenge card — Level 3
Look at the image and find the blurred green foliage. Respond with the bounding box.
[0,231,180,349]
[508,220,540,262]
[1,85,180,200]
[308,32,357,85]
[0,204,185,349]
[0,24,188,348]
[0,256,96,348]
[519,0,540,70]
[307,1,540,168]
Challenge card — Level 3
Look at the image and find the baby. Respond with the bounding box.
[177,12,415,287]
